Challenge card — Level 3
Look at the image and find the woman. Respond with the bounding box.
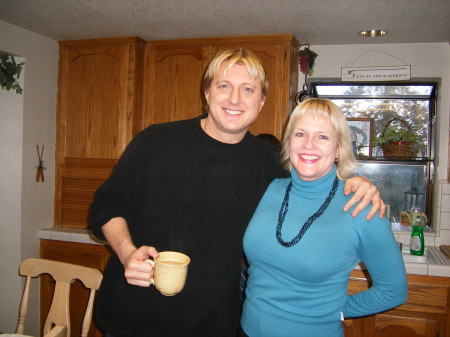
[240,98,407,337]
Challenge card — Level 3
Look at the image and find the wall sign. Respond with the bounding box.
[341,65,411,81]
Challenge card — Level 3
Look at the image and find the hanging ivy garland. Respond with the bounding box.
[0,53,24,94]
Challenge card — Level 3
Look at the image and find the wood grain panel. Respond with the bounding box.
[60,177,105,227]
[371,311,441,337]
[144,35,299,140]
[55,37,144,228]
[55,158,116,228]
[144,44,210,127]
[60,46,127,159]
[211,42,283,138]
[346,270,450,336]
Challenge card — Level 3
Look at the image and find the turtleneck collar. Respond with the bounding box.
[290,165,339,198]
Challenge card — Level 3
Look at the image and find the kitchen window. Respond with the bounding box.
[311,81,437,228]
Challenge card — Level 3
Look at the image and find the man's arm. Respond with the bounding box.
[343,176,386,221]
[102,217,159,287]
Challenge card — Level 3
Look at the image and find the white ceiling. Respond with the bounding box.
[1,0,449,45]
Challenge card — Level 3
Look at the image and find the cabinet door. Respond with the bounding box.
[343,317,365,337]
[55,39,144,228]
[365,310,443,337]
[40,239,112,337]
[211,43,283,137]
[58,44,130,160]
[144,35,299,140]
[143,44,211,127]
[212,39,297,139]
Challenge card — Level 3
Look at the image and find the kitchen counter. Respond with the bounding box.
[38,227,107,245]
[355,246,450,277]
[39,227,450,277]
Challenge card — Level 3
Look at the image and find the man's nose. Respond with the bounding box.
[229,87,241,104]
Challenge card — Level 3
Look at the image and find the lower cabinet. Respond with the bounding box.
[345,269,450,337]
[39,242,450,337]
[40,239,112,337]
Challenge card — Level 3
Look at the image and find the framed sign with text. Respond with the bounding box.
[341,66,411,82]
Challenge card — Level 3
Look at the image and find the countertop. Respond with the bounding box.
[39,227,450,277]
[38,227,108,245]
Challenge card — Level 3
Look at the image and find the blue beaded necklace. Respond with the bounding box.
[276,176,339,247]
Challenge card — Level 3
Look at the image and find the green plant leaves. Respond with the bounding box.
[0,53,24,94]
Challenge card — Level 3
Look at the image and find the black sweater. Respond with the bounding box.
[89,115,287,337]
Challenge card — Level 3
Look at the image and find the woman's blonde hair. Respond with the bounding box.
[202,48,269,97]
[281,98,356,180]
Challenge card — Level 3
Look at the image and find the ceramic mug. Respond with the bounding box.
[146,251,190,296]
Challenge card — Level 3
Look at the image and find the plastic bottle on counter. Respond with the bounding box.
[410,225,425,256]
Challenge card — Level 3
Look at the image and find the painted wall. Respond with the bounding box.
[0,20,58,335]
[307,42,450,244]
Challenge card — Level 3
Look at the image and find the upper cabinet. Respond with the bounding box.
[55,37,145,228]
[144,34,300,139]
[55,34,299,228]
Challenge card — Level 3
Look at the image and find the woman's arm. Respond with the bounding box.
[344,217,408,318]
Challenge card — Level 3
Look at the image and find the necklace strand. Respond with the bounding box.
[276,177,339,247]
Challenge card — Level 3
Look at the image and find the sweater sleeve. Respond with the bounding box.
[89,128,151,241]
[344,217,408,318]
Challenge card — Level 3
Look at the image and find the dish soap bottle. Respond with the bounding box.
[410,225,425,256]
[409,207,427,256]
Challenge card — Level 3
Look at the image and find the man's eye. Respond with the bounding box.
[243,87,253,93]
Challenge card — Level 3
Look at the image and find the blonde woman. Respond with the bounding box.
[240,98,407,337]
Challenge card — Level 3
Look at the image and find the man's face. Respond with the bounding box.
[203,61,266,144]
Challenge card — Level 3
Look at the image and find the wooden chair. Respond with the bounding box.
[15,258,103,337]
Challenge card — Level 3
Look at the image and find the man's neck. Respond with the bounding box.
[200,117,247,144]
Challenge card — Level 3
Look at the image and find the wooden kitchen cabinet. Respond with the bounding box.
[55,34,299,229]
[55,37,146,228]
[144,34,300,139]
[345,269,450,337]
[40,239,112,337]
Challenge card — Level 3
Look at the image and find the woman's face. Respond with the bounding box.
[289,114,338,181]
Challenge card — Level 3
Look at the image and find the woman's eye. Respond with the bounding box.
[319,135,329,140]
[295,132,304,137]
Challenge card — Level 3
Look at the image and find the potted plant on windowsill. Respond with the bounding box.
[374,118,419,158]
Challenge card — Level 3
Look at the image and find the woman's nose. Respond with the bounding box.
[304,136,315,149]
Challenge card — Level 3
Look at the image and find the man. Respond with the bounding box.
[89,48,384,337]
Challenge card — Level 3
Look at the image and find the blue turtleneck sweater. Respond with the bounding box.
[241,167,407,337]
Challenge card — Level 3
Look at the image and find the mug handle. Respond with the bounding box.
[145,259,156,286]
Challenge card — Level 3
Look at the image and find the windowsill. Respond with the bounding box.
[391,222,434,233]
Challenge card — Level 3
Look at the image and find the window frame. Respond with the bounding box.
[310,79,437,227]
